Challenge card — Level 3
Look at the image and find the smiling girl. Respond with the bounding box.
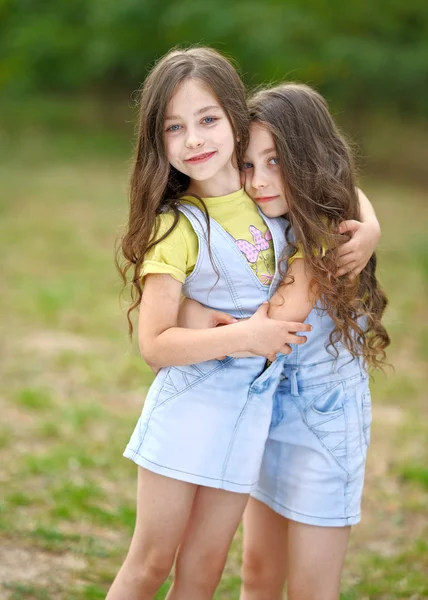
[107,47,382,600]
[178,83,389,600]
[107,47,312,600]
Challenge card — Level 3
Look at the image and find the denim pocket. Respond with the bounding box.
[303,382,347,467]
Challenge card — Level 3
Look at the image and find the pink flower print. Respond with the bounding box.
[235,226,272,264]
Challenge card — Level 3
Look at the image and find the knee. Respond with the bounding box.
[287,577,339,600]
[126,549,174,589]
[175,548,226,590]
[241,549,284,596]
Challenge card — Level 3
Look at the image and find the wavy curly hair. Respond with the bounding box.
[248,83,390,368]
[117,47,249,335]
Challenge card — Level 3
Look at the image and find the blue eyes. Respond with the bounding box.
[242,158,279,169]
[165,116,218,132]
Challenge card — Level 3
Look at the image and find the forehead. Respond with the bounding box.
[247,123,275,154]
[167,79,220,114]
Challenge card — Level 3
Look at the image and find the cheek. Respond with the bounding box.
[165,136,180,164]
[273,171,284,192]
[243,172,253,194]
[216,123,235,149]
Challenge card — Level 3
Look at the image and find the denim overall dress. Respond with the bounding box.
[124,203,288,493]
[253,303,372,526]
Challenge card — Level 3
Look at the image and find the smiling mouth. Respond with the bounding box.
[255,195,280,203]
[185,151,216,164]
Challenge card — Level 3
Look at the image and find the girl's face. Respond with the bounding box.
[164,79,236,192]
[243,123,289,217]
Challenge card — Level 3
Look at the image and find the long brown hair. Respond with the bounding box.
[118,47,249,335]
[248,83,389,368]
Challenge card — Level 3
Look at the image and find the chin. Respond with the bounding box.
[261,207,285,218]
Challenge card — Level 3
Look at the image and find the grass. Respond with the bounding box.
[0,100,427,598]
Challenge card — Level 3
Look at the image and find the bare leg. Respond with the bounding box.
[167,487,249,600]
[240,498,351,600]
[240,498,288,600]
[286,520,350,600]
[106,468,197,600]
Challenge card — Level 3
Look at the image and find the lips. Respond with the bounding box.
[255,195,280,203]
[185,151,216,164]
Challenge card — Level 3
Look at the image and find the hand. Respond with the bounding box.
[178,298,237,329]
[336,219,381,278]
[243,303,312,362]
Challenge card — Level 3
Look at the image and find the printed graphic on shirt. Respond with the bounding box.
[235,225,274,285]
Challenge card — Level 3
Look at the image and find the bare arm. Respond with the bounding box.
[337,188,381,277]
[268,258,316,323]
[139,274,311,369]
[357,188,380,227]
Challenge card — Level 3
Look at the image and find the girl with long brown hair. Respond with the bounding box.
[179,83,389,600]
[107,47,313,600]
[108,45,381,599]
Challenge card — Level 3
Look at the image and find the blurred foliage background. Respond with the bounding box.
[2,0,428,118]
[1,2,428,599]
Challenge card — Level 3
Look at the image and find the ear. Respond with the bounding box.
[236,135,241,143]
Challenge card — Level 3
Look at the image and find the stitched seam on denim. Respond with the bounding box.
[133,369,171,455]
[263,212,288,298]
[330,438,347,453]
[151,358,235,412]
[362,391,372,447]
[165,375,178,393]
[290,373,361,391]
[221,387,257,481]
[211,214,269,293]
[253,489,359,521]
[291,395,349,475]
[128,451,257,487]
[304,381,343,408]
[282,357,349,369]
[177,205,206,287]
[180,203,270,297]
[212,244,247,316]
[308,412,345,428]
[343,381,353,515]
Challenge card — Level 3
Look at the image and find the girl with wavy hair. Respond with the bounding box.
[180,83,389,600]
[108,44,381,599]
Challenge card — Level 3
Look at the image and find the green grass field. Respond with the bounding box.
[1,102,427,599]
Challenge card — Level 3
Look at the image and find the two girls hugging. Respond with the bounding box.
[107,47,389,600]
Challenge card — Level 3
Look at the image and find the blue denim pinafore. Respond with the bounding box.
[124,203,288,493]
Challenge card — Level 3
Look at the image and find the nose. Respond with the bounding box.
[185,128,204,149]
[251,167,268,190]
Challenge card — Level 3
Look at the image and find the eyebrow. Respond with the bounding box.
[165,105,221,122]
[259,147,276,156]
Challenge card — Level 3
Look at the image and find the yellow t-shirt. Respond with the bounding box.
[141,188,275,286]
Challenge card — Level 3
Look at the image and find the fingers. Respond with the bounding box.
[281,345,292,356]
[282,322,312,333]
[214,312,238,326]
[336,260,358,277]
[336,267,359,279]
[286,334,307,345]
[256,302,270,316]
[338,219,361,235]
[337,242,356,257]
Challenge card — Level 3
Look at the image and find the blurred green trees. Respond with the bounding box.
[2,0,428,117]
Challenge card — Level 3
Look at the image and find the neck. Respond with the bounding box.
[187,162,241,198]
